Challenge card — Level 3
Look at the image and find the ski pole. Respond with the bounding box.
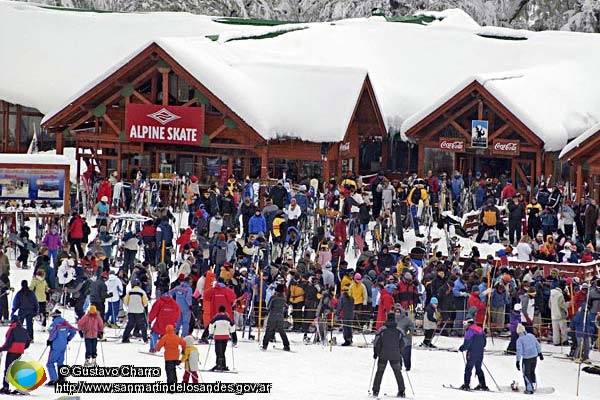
[482,360,501,391]
[75,337,83,365]
[38,345,49,362]
[203,339,213,367]
[405,369,415,398]
[367,358,376,395]
[100,337,106,367]
[231,341,235,371]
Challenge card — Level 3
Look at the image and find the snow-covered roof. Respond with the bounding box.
[559,121,600,159]
[4,2,600,148]
[0,153,71,166]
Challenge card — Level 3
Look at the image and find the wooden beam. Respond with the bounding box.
[576,163,583,203]
[102,114,121,135]
[132,90,152,104]
[182,98,198,107]
[450,120,471,140]
[488,123,510,141]
[68,111,94,132]
[208,124,227,140]
[161,71,169,106]
[478,100,483,120]
[420,99,479,142]
[151,72,158,103]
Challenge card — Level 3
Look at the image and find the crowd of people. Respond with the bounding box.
[0,168,599,395]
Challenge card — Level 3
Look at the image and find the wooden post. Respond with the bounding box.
[257,271,264,343]
[576,163,583,204]
[161,70,169,106]
[260,146,268,179]
[417,143,424,176]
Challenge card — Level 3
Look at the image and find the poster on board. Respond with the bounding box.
[471,120,489,148]
[0,168,65,200]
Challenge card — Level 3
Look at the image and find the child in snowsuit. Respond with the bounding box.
[421,297,438,347]
[208,305,236,371]
[77,305,104,366]
[168,277,193,336]
[46,310,77,385]
[181,335,200,383]
[515,323,543,394]
[458,307,489,391]
[506,303,522,354]
[156,325,186,385]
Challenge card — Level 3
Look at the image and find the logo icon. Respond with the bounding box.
[7,355,47,392]
[147,108,181,125]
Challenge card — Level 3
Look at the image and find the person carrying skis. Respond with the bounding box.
[458,307,489,391]
[77,305,104,366]
[0,315,30,394]
[208,305,236,371]
[121,280,149,343]
[372,312,406,398]
[46,310,76,386]
[261,284,290,351]
[515,323,543,394]
[156,325,186,386]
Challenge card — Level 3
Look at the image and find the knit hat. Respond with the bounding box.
[184,335,195,346]
[514,303,522,311]
[51,309,61,318]
[354,273,362,281]
[275,284,284,293]
[516,323,526,334]
[430,297,438,305]
[386,312,397,326]
[385,284,397,294]
[101,271,109,279]
[178,274,186,280]
[21,280,28,289]
[471,286,480,293]
[368,270,377,279]
[89,305,97,314]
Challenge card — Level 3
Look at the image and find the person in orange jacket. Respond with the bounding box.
[467,286,487,326]
[156,325,186,385]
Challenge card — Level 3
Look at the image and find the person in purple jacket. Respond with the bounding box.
[505,303,522,355]
[41,225,62,268]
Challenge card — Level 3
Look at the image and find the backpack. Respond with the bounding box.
[482,209,497,226]
[410,188,421,205]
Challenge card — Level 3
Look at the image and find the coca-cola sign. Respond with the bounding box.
[492,139,520,156]
[439,138,465,152]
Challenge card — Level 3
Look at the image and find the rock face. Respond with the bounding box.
[17,0,600,32]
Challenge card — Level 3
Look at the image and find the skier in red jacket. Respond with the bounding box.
[148,293,181,353]
[205,280,237,321]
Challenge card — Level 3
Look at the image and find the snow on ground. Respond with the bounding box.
[4,260,600,400]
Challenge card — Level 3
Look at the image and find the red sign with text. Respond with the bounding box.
[125,104,204,146]
[439,138,465,152]
[492,139,520,156]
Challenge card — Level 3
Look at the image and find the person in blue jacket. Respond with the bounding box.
[453,273,469,332]
[515,323,543,394]
[168,277,193,336]
[570,303,598,364]
[248,209,267,236]
[458,307,488,391]
[12,280,38,342]
[46,310,77,386]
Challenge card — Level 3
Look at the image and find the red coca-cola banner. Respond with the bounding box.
[492,139,520,156]
[439,138,465,152]
[125,104,204,146]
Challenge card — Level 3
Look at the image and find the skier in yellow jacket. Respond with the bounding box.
[349,273,368,330]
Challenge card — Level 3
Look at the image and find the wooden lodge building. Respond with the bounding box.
[41,41,387,186]
[4,2,600,198]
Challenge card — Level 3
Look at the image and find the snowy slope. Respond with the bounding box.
[3,261,599,400]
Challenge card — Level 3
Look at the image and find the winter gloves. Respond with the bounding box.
[539,353,544,361]
[516,361,520,371]
[46,340,52,347]
[373,353,378,359]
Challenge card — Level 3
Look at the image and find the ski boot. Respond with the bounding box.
[459,384,470,391]
[474,384,490,391]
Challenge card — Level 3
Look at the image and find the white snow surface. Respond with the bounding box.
[4,1,600,147]
[4,262,600,400]
[0,153,71,167]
